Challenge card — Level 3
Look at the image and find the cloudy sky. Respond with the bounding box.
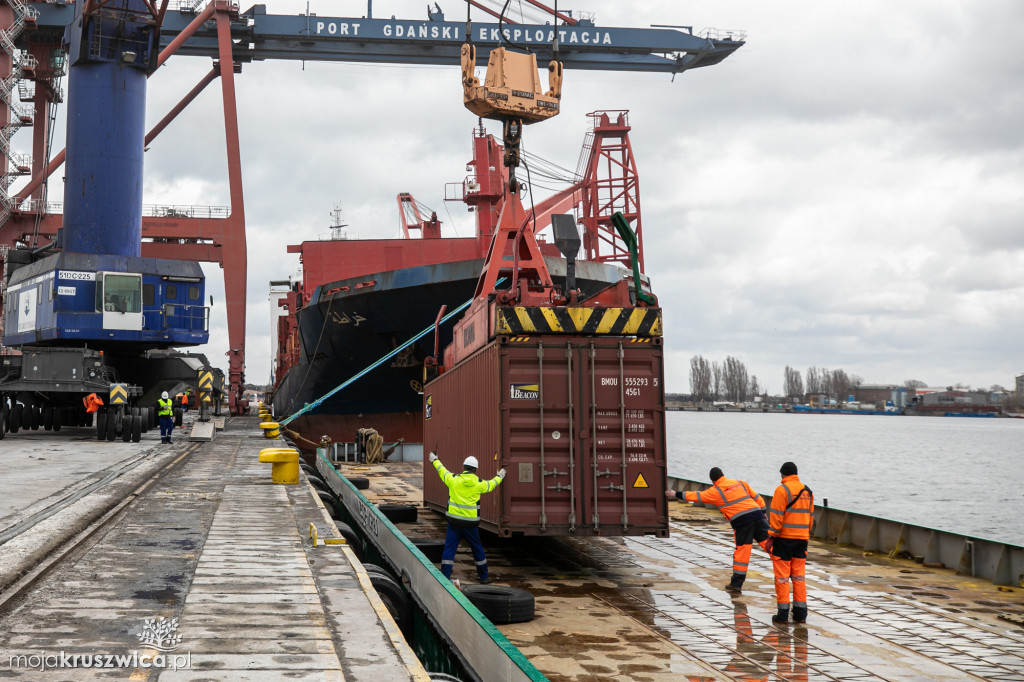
[20,0,1023,394]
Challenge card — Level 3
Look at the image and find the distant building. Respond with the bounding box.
[1017,374,1024,399]
[853,384,899,404]
[853,384,912,408]
[914,390,997,413]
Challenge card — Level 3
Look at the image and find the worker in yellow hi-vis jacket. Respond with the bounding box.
[429,452,505,585]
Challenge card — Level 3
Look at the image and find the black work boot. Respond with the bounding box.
[793,607,807,624]
[772,608,790,623]
[724,574,745,595]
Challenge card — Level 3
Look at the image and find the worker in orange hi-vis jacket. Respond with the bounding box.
[666,467,770,594]
[767,461,814,624]
[82,393,104,414]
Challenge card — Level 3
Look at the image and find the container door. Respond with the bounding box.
[501,340,578,533]
[575,339,666,536]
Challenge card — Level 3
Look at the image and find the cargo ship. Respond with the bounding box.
[272,112,653,448]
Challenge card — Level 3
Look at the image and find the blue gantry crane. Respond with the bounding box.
[0,0,743,428]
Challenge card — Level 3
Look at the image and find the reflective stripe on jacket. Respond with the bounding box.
[769,475,814,539]
[432,459,502,526]
[157,398,173,417]
[684,476,765,521]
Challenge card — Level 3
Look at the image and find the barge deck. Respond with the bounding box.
[335,459,1024,681]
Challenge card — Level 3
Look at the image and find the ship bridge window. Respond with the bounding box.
[96,274,142,313]
[188,286,199,301]
[143,284,155,306]
[166,284,178,299]
[37,284,42,305]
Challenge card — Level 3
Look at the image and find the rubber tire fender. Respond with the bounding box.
[411,537,446,563]
[366,570,412,636]
[347,476,370,490]
[300,463,319,477]
[333,521,363,560]
[378,503,418,524]
[173,408,183,427]
[307,476,333,494]
[362,562,398,584]
[316,489,338,513]
[461,585,535,624]
[428,674,464,682]
[96,412,107,440]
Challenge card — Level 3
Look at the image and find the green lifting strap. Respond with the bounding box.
[610,211,656,306]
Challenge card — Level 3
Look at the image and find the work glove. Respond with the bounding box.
[497,468,506,479]
[428,452,438,463]
[764,536,774,554]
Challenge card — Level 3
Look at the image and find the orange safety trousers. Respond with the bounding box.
[733,536,770,575]
[772,555,807,609]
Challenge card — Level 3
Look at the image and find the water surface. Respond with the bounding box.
[666,411,1024,545]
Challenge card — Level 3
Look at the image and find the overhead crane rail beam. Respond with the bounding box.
[26,4,743,74]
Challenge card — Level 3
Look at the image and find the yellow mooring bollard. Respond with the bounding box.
[258,448,299,484]
[260,421,280,438]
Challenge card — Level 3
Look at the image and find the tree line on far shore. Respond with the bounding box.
[688,354,933,404]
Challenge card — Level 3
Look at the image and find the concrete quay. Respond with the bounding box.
[0,415,426,680]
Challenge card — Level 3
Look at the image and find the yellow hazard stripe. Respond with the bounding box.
[567,307,593,330]
[496,306,661,336]
[595,308,620,334]
[514,307,536,333]
[540,307,563,332]
[622,308,647,334]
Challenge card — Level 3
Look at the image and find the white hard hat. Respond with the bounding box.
[161,391,169,399]
[463,456,479,469]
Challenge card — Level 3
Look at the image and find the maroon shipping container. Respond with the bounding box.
[423,335,667,537]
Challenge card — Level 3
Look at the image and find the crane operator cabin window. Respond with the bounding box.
[97,274,142,313]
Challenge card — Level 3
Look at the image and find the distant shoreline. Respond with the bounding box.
[666,405,1023,418]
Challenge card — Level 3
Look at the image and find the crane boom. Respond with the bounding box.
[27,4,744,74]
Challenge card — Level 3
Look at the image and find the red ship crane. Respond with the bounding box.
[396,193,441,240]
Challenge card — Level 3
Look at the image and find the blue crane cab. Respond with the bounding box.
[2,251,208,349]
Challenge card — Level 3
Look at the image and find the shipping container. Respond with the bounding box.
[423,334,668,537]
